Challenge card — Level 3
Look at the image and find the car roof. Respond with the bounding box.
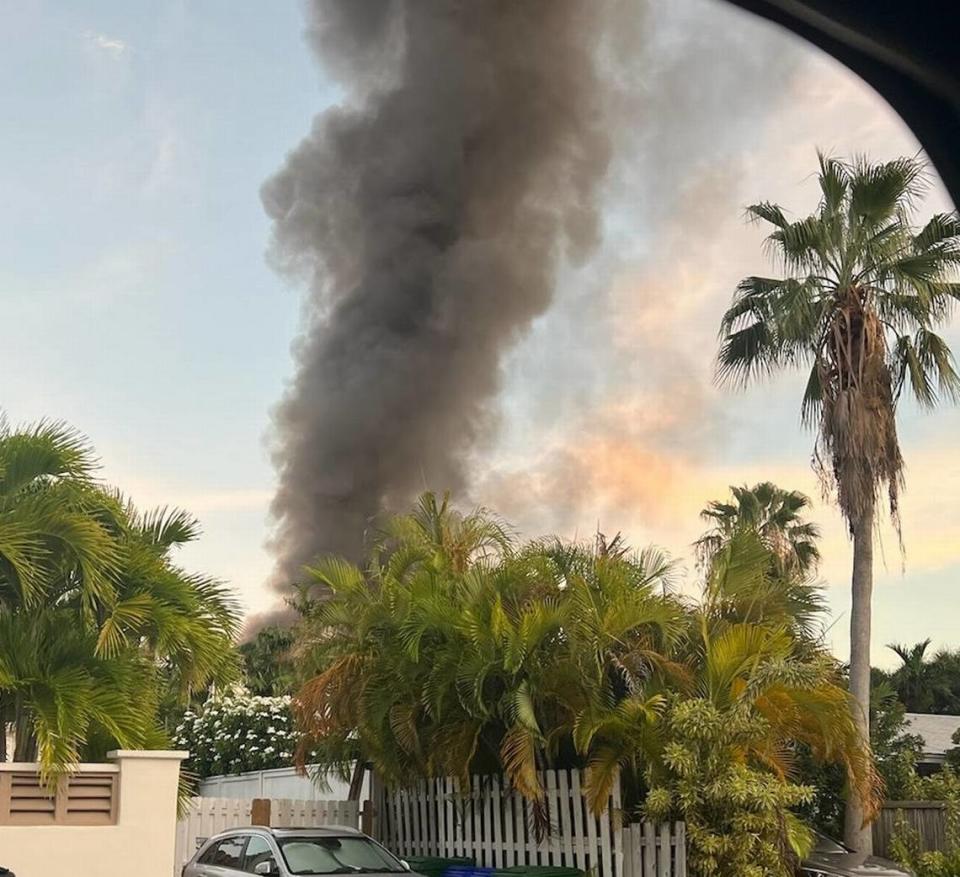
[271,825,364,837]
[213,824,365,840]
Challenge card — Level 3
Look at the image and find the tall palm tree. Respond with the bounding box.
[696,482,821,576]
[717,154,960,851]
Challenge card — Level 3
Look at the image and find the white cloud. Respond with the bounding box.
[83,30,129,59]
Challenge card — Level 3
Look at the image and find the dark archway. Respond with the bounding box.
[725,0,960,204]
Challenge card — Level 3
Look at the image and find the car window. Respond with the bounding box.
[812,832,848,854]
[279,836,405,875]
[200,836,248,869]
[244,835,280,874]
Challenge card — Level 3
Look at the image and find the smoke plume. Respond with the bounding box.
[261,1,621,598]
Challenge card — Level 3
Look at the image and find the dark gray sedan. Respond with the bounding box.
[182,825,413,877]
[801,832,913,877]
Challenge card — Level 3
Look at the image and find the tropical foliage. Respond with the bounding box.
[0,418,241,776]
[797,675,922,838]
[293,491,877,876]
[695,481,821,576]
[890,767,960,877]
[695,488,826,644]
[174,690,298,778]
[716,152,960,848]
[880,639,960,715]
[240,625,298,697]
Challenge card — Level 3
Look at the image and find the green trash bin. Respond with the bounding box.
[403,856,477,877]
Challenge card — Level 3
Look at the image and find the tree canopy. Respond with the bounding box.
[292,490,877,877]
[0,418,241,775]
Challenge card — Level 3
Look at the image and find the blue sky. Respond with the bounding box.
[2,0,958,669]
[2,0,333,617]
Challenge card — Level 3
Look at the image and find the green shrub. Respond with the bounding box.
[644,698,814,877]
[890,767,960,877]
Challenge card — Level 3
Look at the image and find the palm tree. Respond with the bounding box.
[701,528,827,646]
[292,494,882,873]
[696,482,821,576]
[372,490,513,576]
[575,557,879,876]
[888,639,933,713]
[0,419,116,761]
[0,607,154,766]
[292,493,684,814]
[717,154,960,851]
[94,497,240,700]
[0,418,240,774]
[0,418,117,612]
[240,626,298,696]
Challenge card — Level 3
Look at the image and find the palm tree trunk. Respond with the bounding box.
[844,500,874,855]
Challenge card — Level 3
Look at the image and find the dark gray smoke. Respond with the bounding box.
[260,0,621,600]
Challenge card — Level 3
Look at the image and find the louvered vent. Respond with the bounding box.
[8,771,55,824]
[0,769,117,825]
[65,772,117,825]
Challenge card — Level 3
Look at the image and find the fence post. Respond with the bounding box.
[362,799,377,836]
[251,798,272,826]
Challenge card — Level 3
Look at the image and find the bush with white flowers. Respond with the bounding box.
[174,690,299,778]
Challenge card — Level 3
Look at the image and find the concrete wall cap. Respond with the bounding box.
[0,762,120,773]
[107,750,189,761]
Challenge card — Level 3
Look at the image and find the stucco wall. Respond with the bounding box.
[0,750,186,877]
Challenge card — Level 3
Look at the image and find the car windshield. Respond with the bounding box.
[812,833,849,855]
[278,836,406,876]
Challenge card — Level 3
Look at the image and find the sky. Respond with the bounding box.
[1,0,957,670]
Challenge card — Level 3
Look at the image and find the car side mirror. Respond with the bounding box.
[253,862,280,876]
[400,861,411,872]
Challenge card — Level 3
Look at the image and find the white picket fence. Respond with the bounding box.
[622,822,686,877]
[375,770,685,877]
[174,796,359,875]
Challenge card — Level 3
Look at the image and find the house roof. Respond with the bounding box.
[904,712,960,762]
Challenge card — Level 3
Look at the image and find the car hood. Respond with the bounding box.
[804,851,912,877]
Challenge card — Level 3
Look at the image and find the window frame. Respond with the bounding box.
[242,833,282,874]
[198,833,251,870]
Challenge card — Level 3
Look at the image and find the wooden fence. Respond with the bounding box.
[375,770,686,877]
[174,796,359,875]
[873,801,947,858]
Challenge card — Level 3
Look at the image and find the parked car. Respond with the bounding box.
[801,832,912,877]
[183,825,415,877]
